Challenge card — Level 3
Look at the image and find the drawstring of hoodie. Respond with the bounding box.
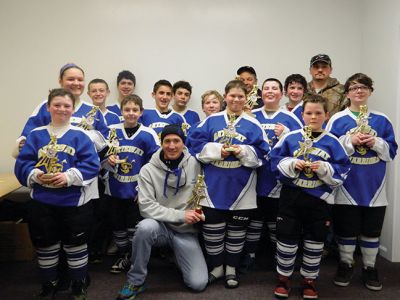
[163,168,182,198]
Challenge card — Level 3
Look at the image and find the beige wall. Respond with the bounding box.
[0,0,361,172]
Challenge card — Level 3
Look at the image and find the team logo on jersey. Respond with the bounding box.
[119,157,135,174]
[35,134,67,174]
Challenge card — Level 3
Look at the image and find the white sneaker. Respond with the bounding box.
[110,255,130,274]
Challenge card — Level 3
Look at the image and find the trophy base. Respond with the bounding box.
[224,147,236,152]
[41,173,54,179]
[115,159,127,164]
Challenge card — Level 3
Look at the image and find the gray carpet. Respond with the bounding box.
[1,253,399,299]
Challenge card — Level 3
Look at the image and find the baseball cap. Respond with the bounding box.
[310,54,332,67]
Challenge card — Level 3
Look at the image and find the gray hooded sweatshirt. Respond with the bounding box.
[138,147,201,233]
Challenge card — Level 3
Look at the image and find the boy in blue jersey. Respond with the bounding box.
[270,94,351,299]
[107,70,136,120]
[187,80,270,289]
[140,80,186,137]
[172,80,200,126]
[241,78,302,272]
[15,89,100,300]
[326,73,398,291]
[281,74,308,124]
[103,95,160,274]
[88,78,121,126]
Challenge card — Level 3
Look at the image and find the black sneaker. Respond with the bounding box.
[333,261,354,287]
[362,267,382,291]
[38,280,58,300]
[70,276,90,300]
[239,254,255,274]
[110,254,131,274]
[89,251,103,264]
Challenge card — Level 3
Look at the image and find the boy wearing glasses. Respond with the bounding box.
[326,73,397,291]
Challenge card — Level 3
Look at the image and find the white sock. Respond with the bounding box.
[210,265,224,279]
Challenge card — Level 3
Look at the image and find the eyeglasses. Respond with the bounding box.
[348,85,370,92]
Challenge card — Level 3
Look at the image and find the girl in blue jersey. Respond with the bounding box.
[187,80,270,289]
[271,95,351,299]
[15,89,100,299]
[241,78,302,271]
[103,95,160,274]
[326,73,398,291]
[16,63,109,154]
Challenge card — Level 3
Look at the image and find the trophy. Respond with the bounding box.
[187,174,207,214]
[351,105,371,155]
[355,105,371,134]
[296,126,315,178]
[35,134,66,184]
[105,128,128,164]
[220,114,238,152]
[76,106,99,130]
[246,84,259,111]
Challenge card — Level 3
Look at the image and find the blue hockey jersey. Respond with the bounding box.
[107,103,124,122]
[139,109,186,137]
[326,108,397,206]
[188,111,270,210]
[252,108,303,197]
[103,109,122,126]
[15,125,100,207]
[103,123,160,199]
[270,129,351,204]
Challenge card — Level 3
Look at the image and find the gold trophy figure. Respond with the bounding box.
[35,134,66,185]
[105,128,127,164]
[187,174,207,214]
[296,126,315,178]
[76,106,99,131]
[350,105,371,155]
[246,84,259,112]
[220,114,239,152]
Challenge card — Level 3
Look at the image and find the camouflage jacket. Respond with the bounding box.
[307,77,346,117]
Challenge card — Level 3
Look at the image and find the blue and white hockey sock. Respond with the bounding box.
[225,223,247,267]
[113,230,129,255]
[266,221,277,245]
[63,243,88,281]
[36,242,61,282]
[360,235,380,268]
[244,219,264,255]
[202,222,226,268]
[337,236,357,264]
[300,240,324,279]
[276,239,298,277]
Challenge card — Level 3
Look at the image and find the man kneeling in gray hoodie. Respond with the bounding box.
[116,124,208,300]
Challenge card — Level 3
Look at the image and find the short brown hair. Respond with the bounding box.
[303,94,328,113]
[120,94,144,111]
